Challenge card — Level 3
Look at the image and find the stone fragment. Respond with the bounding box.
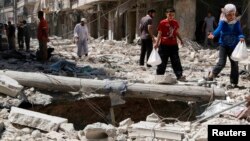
[8,107,68,132]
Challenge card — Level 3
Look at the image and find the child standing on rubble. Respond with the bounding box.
[154,8,185,81]
[207,4,245,88]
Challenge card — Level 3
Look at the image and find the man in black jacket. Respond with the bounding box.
[7,21,16,50]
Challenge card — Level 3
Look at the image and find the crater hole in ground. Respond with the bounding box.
[24,97,196,130]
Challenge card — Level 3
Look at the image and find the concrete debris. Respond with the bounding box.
[46,131,67,140]
[0,75,23,97]
[83,122,116,139]
[146,113,161,123]
[0,96,22,108]
[128,121,185,140]
[0,109,9,119]
[31,130,42,138]
[8,107,68,132]
[60,123,75,132]
[117,118,134,134]
[119,118,134,127]
[27,92,52,106]
[116,134,127,141]
[197,100,247,119]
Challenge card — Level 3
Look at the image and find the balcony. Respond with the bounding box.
[26,0,39,6]
[72,0,117,9]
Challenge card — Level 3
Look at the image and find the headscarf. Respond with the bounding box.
[220,4,238,24]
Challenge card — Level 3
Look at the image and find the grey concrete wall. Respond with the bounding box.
[174,0,196,40]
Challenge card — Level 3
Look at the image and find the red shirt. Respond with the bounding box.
[158,19,179,46]
[37,18,49,42]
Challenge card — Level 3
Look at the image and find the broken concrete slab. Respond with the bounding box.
[0,75,23,97]
[119,118,134,127]
[117,118,134,134]
[197,100,247,120]
[128,121,185,141]
[8,107,68,132]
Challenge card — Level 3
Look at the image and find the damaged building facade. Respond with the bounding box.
[0,0,250,42]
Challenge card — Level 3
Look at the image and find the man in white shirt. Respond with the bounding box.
[74,18,89,58]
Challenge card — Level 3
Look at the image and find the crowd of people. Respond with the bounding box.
[0,11,49,63]
[139,4,245,88]
[0,3,247,89]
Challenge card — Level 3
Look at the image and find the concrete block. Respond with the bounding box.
[128,121,184,141]
[84,122,116,139]
[0,75,23,97]
[8,107,68,132]
[59,123,75,132]
[119,118,134,127]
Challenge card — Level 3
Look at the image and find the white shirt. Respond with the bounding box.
[74,23,88,41]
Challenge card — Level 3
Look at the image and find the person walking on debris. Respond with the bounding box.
[23,20,31,52]
[17,21,24,50]
[7,21,16,50]
[139,9,156,67]
[202,11,217,48]
[37,11,49,62]
[74,18,89,59]
[154,8,185,81]
[207,4,245,88]
[0,23,3,50]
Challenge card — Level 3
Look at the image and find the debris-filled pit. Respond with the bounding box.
[25,97,196,130]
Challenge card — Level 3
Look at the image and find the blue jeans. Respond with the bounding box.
[213,46,239,84]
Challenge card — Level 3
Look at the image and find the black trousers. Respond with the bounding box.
[156,44,183,79]
[213,46,239,84]
[18,36,24,49]
[0,35,2,49]
[139,38,153,66]
[24,37,30,51]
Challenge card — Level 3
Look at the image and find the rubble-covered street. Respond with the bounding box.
[0,36,249,141]
[1,0,250,141]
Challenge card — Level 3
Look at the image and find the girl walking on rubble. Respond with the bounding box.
[207,4,245,88]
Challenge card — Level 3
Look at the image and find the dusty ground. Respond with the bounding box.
[0,36,250,140]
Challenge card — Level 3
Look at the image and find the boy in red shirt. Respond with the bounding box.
[154,8,185,81]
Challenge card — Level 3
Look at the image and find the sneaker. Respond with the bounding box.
[177,76,186,81]
[204,71,215,81]
[204,76,214,81]
[227,84,245,89]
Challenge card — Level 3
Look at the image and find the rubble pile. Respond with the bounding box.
[0,36,250,140]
